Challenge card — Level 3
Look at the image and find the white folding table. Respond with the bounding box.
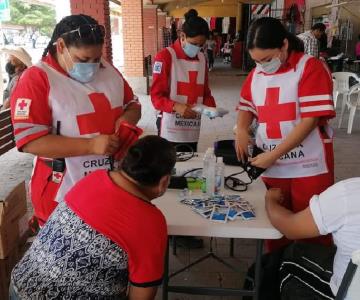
[154,155,283,300]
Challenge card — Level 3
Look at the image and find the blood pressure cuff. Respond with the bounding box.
[114,121,143,161]
[214,140,266,180]
[214,140,242,166]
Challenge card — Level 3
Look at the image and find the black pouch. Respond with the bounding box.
[245,146,266,180]
[214,140,266,180]
[52,158,66,173]
[168,176,188,189]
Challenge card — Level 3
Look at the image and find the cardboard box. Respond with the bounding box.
[0,182,29,259]
[0,242,25,300]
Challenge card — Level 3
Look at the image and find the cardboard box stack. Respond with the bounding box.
[0,181,30,299]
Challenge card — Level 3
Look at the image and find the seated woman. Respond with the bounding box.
[10,135,176,300]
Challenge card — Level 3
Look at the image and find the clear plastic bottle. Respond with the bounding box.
[201,149,210,193]
[206,148,216,196]
[215,157,225,195]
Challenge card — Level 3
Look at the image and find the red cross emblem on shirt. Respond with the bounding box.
[18,99,28,110]
[177,71,204,105]
[53,172,62,180]
[52,171,63,183]
[257,87,296,139]
[77,93,123,135]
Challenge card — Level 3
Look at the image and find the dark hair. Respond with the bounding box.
[182,9,209,38]
[42,14,104,57]
[121,136,176,187]
[246,17,303,53]
[311,23,326,32]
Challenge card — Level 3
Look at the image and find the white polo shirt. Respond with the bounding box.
[310,178,360,296]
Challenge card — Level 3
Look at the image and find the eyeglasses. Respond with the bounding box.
[62,24,105,40]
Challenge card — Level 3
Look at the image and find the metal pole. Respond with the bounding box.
[162,239,170,300]
[254,240,264,300]
[345,20,350,57]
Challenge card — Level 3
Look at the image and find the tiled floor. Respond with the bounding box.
[1,59,360,300]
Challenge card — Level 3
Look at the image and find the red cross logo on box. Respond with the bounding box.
[177,71,204,105]
[77,93,123,135]
[257,87,296,139]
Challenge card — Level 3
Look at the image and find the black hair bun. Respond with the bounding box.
[185,9,198,21]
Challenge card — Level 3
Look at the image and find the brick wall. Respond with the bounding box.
[122,0,145,77]
[70,0,112,62]
[143,6,158,63]
[157,12,166,51]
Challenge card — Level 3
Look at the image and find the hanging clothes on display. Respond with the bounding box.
[229,17,237,38]
[205,17,211,29]
[222,17,230,34]
[210,17,217,30]
[215,18,223,36]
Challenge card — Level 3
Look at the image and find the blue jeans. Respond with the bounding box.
[9,282,20,300]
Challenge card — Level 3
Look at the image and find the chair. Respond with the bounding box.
[338,83,360,134]
[335,250,360,300]
[332,72,360,109]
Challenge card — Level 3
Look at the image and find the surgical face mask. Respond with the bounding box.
[64,48,100,83]
[183,42,201,58]
[5,62,16,76]
[256,57,282,74]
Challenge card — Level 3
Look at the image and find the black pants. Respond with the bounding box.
[207,49,214,68]
[280,243,336,300]
[156,117,198,152]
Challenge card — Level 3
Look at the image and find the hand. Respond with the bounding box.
[265,188,284,205]
[249,151,278,169]
[173,103,199,119]
[235,128,249,163]
[90,134,120,155]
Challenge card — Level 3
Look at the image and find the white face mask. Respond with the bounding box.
[256,57,282,74]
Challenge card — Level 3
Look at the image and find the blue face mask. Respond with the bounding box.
[68,62,100,83]
[183,42,201,58]
[64,48,100,83]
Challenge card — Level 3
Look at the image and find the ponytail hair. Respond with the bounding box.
[42,14,104,57]
[182,9,209,39]
[246,17,304,53]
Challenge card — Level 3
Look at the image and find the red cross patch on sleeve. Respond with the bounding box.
[14,98,32,120]
[153,61,163,74]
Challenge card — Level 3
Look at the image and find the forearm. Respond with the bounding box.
[120,103,142,125]
[271,117,319,159]
[266,202,296,238]
[128,286,157,300]
[266,200,320,240]
[152,97,175,113]
[237,111,254,132]
[23,134,93,158]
